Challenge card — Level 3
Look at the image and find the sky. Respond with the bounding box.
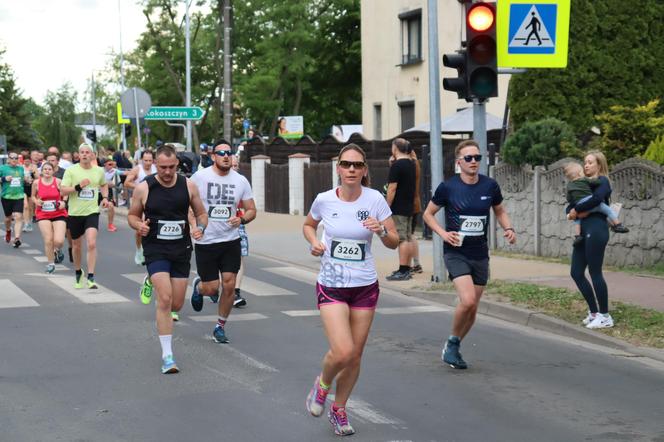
[0,0,146,104]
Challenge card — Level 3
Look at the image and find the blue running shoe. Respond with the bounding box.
[213,325,229,344]
[191,276,203,312]
[54,248,64,264]
[442,337,468,369]
[328,407,355,436]
[161,355,179,374]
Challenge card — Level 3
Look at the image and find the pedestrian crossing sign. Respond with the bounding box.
[497,0,571,68]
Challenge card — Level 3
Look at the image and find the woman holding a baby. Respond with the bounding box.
[565,150,628,329]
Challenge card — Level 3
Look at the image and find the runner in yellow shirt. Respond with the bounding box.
[61,144,109,289]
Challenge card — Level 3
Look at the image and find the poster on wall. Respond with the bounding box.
[277,116,304,139]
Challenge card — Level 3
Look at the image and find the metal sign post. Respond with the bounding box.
[132,88,142,150]
[473,99,488,176]
[427,0,445,282]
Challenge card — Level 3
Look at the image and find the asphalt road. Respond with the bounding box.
[1,220,664,442]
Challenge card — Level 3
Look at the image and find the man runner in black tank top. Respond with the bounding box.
[128,144,207,374]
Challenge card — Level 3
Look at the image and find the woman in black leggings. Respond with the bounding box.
[567,151,614,329]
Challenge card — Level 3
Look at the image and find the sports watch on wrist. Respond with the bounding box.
[378,224,388,238]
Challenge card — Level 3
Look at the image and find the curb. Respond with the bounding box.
[402,289,664,364]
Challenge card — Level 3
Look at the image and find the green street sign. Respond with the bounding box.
[144,106,205,121]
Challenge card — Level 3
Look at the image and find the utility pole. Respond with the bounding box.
[223,0,233,143]
[185,0,192,152]
[427,0,445,282]
[91,72,97,150]
[118,0,128,152]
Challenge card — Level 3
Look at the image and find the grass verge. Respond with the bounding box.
[492,250,664,278]
[427,280,664,349]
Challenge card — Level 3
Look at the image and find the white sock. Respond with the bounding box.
[159,335,173,359]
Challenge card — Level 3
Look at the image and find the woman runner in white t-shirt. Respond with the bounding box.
[303,144,398,436]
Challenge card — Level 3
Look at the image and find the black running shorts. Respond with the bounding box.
[444,251,490,286]
[1,198,24,217]
[195,238,242,281]
[67,214,99,240]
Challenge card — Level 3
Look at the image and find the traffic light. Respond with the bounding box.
[124,124,132,138]
[465,1,498,100]
[442,50,468,100]
[86,129,97,143]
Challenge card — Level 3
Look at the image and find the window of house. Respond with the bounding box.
[399,101,415,132]
[399,9,422,65]
[373,104,382,140]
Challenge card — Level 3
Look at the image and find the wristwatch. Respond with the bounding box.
[378,224,388,238]
[197,224,206,234]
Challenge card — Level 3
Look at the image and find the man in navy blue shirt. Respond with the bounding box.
[423,140,516,369]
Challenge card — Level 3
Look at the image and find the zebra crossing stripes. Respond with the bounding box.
[377,305,449,314]
[241,276,296,296]
[188,313,268,322]
[263,266,318,283]
[47,276,130,304]
[282,310,319,317]
[22,249,42,255]
[0,280,40,309]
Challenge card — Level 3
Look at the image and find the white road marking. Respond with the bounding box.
[0,280,39,309]
[282,309,319,317]
[47,276,130,304]
[121,273,146,284]
[188,313,268,322]
[122,273,193,298]
[377,305,449,315]
[33,256,48,262]
[22,249,41,255]
[218,346,279,373]
[241,276,297,296]
[263,266,318,283]
[328,394,402,425]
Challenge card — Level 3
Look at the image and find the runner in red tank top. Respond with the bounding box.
[31,162,68,273]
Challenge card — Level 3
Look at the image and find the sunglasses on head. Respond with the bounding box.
[460,154,482,163]
[213,150,234,157]
[338,160,366,169]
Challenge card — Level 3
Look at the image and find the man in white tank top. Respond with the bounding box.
[125,150,157,265]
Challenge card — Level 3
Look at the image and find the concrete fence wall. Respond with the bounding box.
[492,158,664,267]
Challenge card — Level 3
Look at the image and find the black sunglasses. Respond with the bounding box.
[338,160,366,169]
[461,154,482,163]
[213,150,234,157]
[8,156,18,160]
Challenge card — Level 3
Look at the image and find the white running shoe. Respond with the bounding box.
[586,313,614,329]
[582,312,597,326]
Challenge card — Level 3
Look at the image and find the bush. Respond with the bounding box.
[643,134,664,165]
[594,99,664,164]
[502,118,578,166]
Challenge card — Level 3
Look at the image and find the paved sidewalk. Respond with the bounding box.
[244,211,664,312]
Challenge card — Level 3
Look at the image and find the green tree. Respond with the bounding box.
[0,49,40,149]
[234,0,361,137]
[34,84,81,150]
[643,134,664,165]
[502,118,578,166]
[508,0,664,134]
[593,99,664,164]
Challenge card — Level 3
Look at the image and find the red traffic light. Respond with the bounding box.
[467,3,495,32]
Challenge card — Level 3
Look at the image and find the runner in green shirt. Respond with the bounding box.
[61,144,109,289]
[0,152,26,247]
